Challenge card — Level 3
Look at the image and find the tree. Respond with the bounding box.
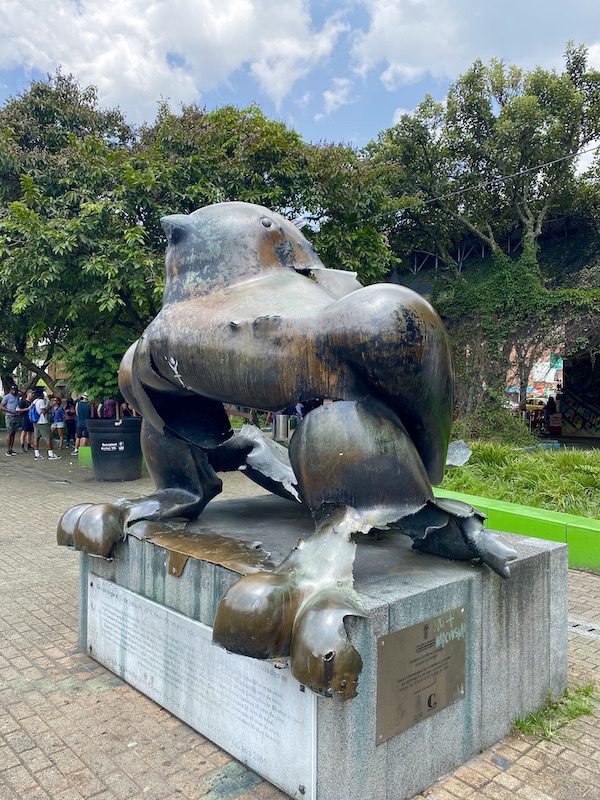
[0,73,152,393]
[300,142,402,284]
[0,81,403,393]
[369,45,600,413]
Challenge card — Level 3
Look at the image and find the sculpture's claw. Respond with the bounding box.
[290,588,364,700]
[407,498,517,578]
[460,516,518,578]
[213,572,300,659]
[57,503,127,558]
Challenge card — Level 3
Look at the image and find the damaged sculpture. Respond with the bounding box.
[57,201,517,700]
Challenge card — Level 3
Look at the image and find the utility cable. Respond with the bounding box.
[414,142,600,208]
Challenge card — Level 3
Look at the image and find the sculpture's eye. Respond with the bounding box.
[261,217,273,228]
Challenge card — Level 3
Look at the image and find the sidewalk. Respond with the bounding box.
[1,452,599,800]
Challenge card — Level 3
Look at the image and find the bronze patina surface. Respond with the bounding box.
[57,201,517,700]
[146,530,275,577]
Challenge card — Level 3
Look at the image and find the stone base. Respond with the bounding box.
[78,496,568,800]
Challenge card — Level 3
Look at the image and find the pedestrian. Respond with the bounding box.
[50,397,65,449]
[101,396,117,419]
[1,384,20,456]
[18,389,34,451]
[544,395,557,429]
[31,387,61,460]
[72,393,91,455]
[64,398,77,447]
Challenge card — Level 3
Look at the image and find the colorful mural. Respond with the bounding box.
[561,355,600,438]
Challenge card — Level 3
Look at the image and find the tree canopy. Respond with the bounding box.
[368,43,600,413]
[0,48,598,435]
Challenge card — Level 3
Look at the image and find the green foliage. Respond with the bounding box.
[369,45,600,419]
[64,329,138,399]
[434,244,564,406]
[442,442,600,517]
[0,74,406,396]
[514,684,597,740]
[0,73,155,391]
[450,404,533,446]
[302,143,401,284]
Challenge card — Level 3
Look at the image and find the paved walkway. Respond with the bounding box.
[0,452,599,800]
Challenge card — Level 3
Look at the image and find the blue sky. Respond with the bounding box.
[1,0,599,148]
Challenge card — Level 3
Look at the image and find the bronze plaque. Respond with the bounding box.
[376,607,467,744]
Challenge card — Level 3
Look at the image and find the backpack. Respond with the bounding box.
[29,400,43,423]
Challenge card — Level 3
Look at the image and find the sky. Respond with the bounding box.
[0,0,600,149]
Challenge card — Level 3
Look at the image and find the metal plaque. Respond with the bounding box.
[88,576,317,799]
[376,607,467,743]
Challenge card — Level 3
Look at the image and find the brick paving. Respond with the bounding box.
[1,452,599,800]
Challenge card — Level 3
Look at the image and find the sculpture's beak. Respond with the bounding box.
[160,214,191,245]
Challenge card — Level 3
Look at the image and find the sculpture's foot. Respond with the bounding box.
[458,516,518,578]
[56,503,127,558]
[213,506,365,699]
[57,488,208,558]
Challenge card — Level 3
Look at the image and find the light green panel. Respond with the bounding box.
[564,516,600,571]
[483,508,566,543]
[77,446,93,467]
[567,526,600,571]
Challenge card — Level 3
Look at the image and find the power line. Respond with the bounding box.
[401,143,600,212]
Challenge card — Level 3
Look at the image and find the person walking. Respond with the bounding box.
[1,384,20,456]
[18,389,34,451]
[72,393,91,455]
[31,387,61,460]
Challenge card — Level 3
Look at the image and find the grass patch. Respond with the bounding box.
[442,442,600,518]
[513,684,597,740]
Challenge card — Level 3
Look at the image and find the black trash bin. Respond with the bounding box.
[88,417,143,481]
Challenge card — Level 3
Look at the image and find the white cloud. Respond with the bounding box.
[352,0,461,86]
[353,0,600,91]
[588,43,600,70]
[0,0,347,122]
[295,90,312,108]
[392,106,411,124]
[575,140,600,174]
[315,76,353,120]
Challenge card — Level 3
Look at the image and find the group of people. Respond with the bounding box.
[1,385,138,460]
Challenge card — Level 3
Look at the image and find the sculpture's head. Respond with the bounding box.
[160,202,325,304]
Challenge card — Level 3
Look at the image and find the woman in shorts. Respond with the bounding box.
[50,397,65,449]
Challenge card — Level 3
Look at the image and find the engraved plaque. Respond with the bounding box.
[88,576,316,799]
[376,607,467,743]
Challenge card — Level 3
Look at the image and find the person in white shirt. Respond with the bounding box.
[31,387,61,460]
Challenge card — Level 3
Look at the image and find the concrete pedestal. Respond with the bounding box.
[79,496,567,800]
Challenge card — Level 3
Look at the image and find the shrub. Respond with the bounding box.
[442,442,600,518]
